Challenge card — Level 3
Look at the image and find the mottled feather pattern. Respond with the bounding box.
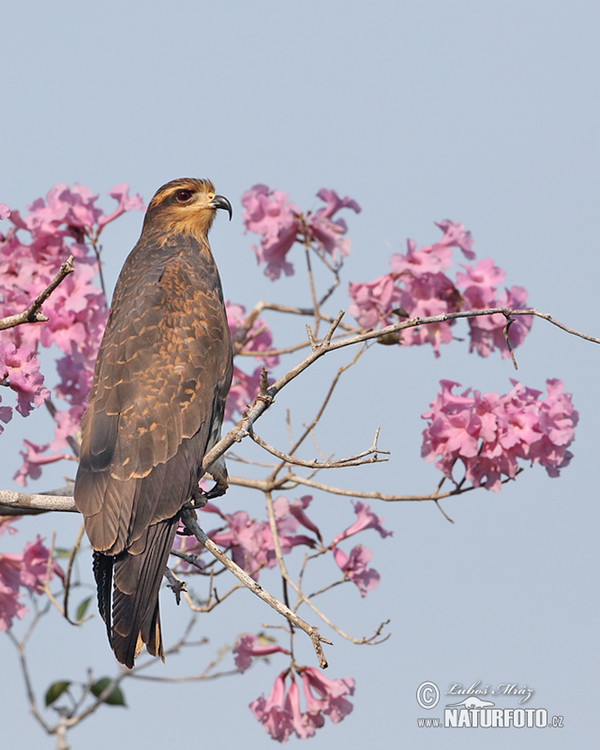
[74,179,233,668]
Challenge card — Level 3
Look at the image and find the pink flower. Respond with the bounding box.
[0,554,27,631]
[285,677,324,739]
[300,667,355,723]
[49,405,84,451]
[208,510,270,575]
[97,183,145,228]
[224,365,263,423]
[456,259,532,358]
[250,669,354,741]
[226,301,279,368]
[421,379,579,491]
[206,498,316,580]
[350,220,477,355]
[242,185,300,280]
[434,219,475,258]
[19,536,63,592]
[242,185,360,279]
[390,220,474,278]
[390,237,453,277]
[37,261,108,356]
[0,182,143,484]
[330,501,393,547]
[0,518,19,537]
[0,203,10,220]
[287,495,322,543]
[349,220,532,359]
[13,440,71,486]
[233,634,290,673]
[0,528,62,631]
[250,672,293,742]
[22,183,100,236]
[348,273,400,329]
[332,545,380,597]
[307,188,361,261]
[0,341,49,417]
[393,272,461,355]
[456,257,506,308]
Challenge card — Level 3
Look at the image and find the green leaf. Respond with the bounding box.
[45,680,71,707]
[53,547,74,559]
[91,677,126,707]
[75,596,92,622]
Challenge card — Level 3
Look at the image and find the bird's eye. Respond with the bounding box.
[175,189,193,203]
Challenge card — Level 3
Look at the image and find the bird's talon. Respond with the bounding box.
[202,482,227,500]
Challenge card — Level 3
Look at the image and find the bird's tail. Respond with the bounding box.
[93,515,180,669]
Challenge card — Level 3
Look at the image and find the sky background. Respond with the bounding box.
[1,1,599,747]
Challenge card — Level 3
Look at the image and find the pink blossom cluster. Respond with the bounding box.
[176,496,321,579]
[220,503,390,739]
[224,301,279,423]
[348,220,532,357]
[0,518,63,631]
[241,184,361,280]
[249,668,355,742]
[455,258,532,357]
[0,184,145,484]
[176,496,391,603]
[421,378,579,492]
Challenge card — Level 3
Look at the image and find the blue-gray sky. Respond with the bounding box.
[1,1,598,747]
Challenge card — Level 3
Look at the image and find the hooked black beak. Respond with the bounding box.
[211,195,233,221]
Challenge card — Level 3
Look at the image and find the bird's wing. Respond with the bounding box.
[75,248,232,554]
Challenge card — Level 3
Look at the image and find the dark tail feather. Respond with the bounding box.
[106,516,180,669]
[92,551,114,645]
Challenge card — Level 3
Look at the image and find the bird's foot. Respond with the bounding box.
[201,481,228,501]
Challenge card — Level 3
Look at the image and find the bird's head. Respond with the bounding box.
[142,178,232,239]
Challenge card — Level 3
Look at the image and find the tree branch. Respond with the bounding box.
[249,427,389,469]
[0,255,74,331]
[1,305,595,518]
[179,507,331,668]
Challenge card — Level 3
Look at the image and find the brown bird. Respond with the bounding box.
[74,178,233,668]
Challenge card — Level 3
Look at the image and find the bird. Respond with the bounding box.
[74,178,233,668]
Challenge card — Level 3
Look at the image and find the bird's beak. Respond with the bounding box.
[211,195,233,221]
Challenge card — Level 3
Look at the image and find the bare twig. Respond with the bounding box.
[284,468,524,501]
[6,610,53,734]
[180,507,331,668]
[250,428,388,469]
[0,256,74,331]
[83,229,108,301]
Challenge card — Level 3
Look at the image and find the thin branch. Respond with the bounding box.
[284,469,524,501]
[180,507,331,668]
[0,490,78,514]
[243,299,357,332]
[61,522,87,622]
[6,611,52,734]
[250,428,389,469]
[0,256,74,331]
